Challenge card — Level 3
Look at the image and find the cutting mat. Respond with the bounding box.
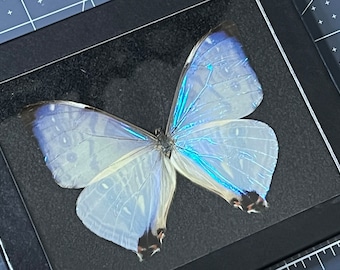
[0,0,110,44]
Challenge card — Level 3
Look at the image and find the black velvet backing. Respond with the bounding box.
[0,0,340,269]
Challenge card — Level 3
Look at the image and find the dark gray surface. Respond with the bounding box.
[0,0,211,84]
[0,147,50,269]
[180,195,340,269]
[270,232,340,269]
[0,0,339,269]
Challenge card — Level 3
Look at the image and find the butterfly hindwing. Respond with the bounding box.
[76,146,176,255]
[171,119,278,206]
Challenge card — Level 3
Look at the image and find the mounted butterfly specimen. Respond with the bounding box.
[21,21,278,261]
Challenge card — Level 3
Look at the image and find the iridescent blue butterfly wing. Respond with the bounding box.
[171,120,278,210]
[22,101,155,188]
[21,101,176,258]
[167,22,263,134]
[167,22,278,211]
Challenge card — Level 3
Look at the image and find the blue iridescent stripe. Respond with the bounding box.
[172,75,189,130]
[181,147,243,195]
[121,125,148,140]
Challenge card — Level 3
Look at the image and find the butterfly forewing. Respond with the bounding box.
[167,21,263,135]
[22,101,156,188]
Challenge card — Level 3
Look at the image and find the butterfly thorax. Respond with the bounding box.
[155,128,174,158]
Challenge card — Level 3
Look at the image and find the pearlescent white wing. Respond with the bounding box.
[171,120,278,210]
[76,146,176,255]
[167,21,278,211]
[21,101,155,188]
[167,21,263,135]
[22,100,176,259]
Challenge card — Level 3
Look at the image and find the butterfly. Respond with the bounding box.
[21,21,278,261]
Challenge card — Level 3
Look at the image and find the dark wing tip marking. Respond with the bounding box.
[19,103,42,130]
[137,229,165,261]
[231,191,268,213]
[210,21,241,40]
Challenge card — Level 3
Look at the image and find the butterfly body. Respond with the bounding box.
[155,129,174,158]
[22,21,278,261]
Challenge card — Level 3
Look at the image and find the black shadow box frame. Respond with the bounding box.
[0,0,340,269]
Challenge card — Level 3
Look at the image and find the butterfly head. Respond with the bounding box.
[231,191,268,213]
[137,229,165,262]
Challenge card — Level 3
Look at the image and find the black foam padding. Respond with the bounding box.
[0,0,213,83]
[0,0,340,269]
[0,147,50,269]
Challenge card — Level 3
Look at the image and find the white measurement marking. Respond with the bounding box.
[0,238,13,270]
[330,246,336,256]
[275,240,340,270]
[316,253,325,270]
